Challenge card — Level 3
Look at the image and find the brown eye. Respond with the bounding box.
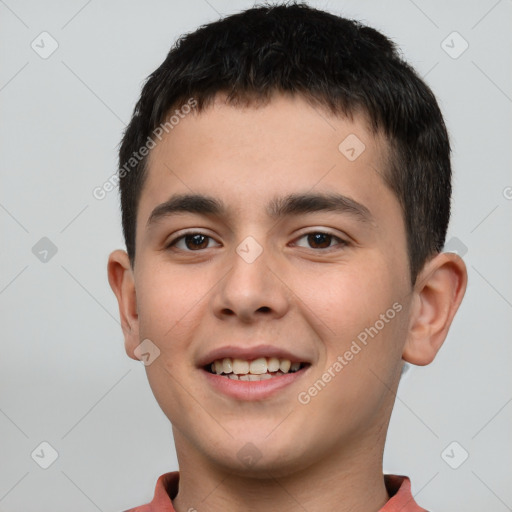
[294,231,347,250]
[183,234,209,250]
[307,232,332,249]
[167,232,220,251]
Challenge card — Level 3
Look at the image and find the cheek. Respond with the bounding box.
[291,257,398,343]
[293,259,406,397]
[136,264,202,341]
[135,265,211,426]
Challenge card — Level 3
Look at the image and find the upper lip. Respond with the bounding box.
[197,344,311,368]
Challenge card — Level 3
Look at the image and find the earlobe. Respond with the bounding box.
[107,249,140,360]
[403,252,468,366]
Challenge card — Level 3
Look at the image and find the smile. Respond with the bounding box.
[202,355,311,400]
[206,357,309,381]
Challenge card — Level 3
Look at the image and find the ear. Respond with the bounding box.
[403,252,468,366]
[107,249,140,361]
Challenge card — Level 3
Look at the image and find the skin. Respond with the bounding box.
[108,93,467,512]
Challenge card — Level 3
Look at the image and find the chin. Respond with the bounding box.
[199,429,312,478]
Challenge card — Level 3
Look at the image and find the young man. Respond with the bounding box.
[108,3,467,511]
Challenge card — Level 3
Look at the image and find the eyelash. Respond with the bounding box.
[166,230,349,252]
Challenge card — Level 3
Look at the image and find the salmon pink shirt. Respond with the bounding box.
[123,472,428,511]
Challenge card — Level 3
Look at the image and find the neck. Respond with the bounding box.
[171,429,390,512]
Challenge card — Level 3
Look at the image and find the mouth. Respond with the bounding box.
[198,344,312,400]
[204,357,311,381]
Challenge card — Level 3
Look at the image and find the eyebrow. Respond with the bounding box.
[146,192,374,228]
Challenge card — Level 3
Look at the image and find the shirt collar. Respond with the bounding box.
[127,472,427,511]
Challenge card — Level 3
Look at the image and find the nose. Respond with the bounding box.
[211,242,290,323]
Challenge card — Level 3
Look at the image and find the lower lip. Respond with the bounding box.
[202,367,310,401]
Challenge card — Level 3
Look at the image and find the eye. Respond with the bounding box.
[293,231,348,250]
[166,230,348,252]
[167,232,221,251]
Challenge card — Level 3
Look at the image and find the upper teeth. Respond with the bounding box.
[211,357,302,375]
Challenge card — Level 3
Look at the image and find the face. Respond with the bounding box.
[124,94,414,475]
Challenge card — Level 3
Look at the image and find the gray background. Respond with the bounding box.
[0,1,511,511]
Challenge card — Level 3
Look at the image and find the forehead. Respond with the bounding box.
[138,93,397,230]
[149,93,385,166]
